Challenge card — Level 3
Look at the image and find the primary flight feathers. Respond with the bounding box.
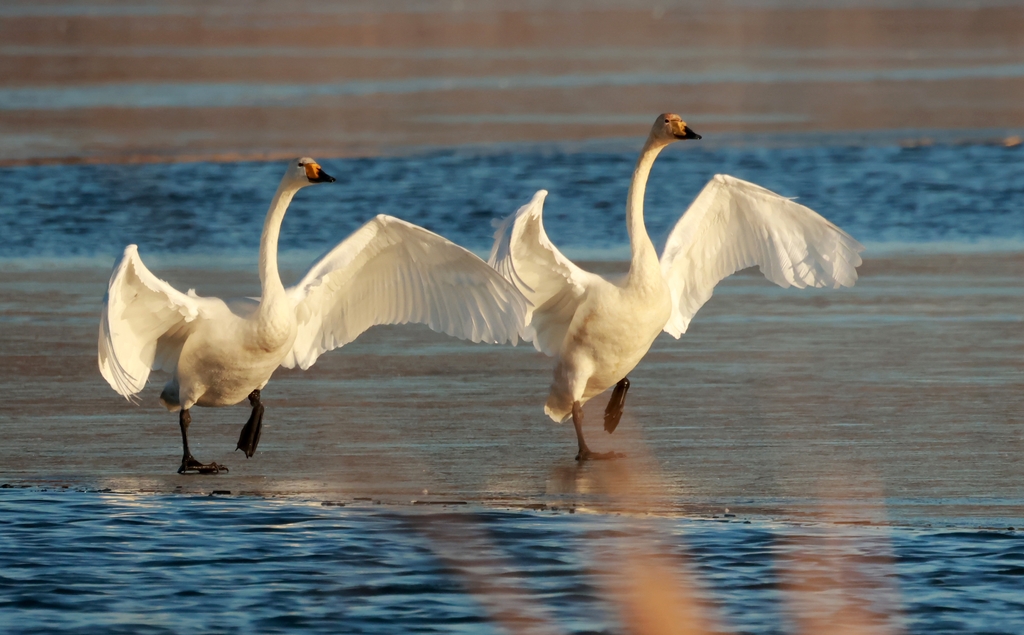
[100,218,527,401]
[490,175,863,351]
[660,174,863,337]
[283,215,527,370]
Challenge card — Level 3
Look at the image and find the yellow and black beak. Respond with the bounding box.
[671,121,701,140]
[304,162,336,183]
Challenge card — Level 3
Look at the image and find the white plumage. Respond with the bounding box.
[489,114,863,460]
[660,174,863,337]
[99,157,527,473]
[284,215,525,370]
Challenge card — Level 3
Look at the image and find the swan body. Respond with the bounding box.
[99,157,527,473]
[101,252,284,411]
[489,114,864,459]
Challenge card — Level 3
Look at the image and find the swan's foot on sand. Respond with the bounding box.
[178,455,229,475]
[603,377,630,434]
[236,389,264,459]
[572,401,625,462]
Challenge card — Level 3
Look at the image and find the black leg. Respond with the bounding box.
[603,377,630,434]
[178,409,228,474]
[573,401,624,461]
[236,389,264,459]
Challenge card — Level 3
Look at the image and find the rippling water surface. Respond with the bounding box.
[1,489,1021,635]
[1,142,1022,260]
[1,142,1022,633]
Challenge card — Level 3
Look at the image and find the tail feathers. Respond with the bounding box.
[544,395,572,423]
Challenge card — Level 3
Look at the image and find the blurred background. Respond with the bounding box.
[1,0,1022,164]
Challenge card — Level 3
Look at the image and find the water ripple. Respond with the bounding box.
[1,489,1022,634]
[0,142,1022,261]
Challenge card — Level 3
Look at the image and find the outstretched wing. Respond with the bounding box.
[98,245,214,399]
[488,190,601,356]
[660,174,864,337]
[283,214,528,370]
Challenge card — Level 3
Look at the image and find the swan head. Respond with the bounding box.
[651,113,701,144]
[287,157,336,187]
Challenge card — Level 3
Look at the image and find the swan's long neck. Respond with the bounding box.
[625,136,666,286]
[258,181,299,304]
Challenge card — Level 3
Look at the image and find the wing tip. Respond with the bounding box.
[110,244,140,278]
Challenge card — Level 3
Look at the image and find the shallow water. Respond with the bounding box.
[2,3,1023,632]
[0,488,1021,635]
[6,62,1024,112]
[3,1,1022,163]
[1,142,1023,260]
[0,141,1022,633]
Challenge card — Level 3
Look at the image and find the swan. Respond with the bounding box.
[99,157,527,474]
[489,114,864,460]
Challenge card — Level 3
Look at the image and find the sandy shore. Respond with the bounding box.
[1,1,1023,163]
[1,252,1021,524]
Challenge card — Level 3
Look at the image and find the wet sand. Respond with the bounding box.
[2,1,1023,163]
[1,252,1021,525]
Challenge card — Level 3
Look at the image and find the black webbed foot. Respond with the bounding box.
[176,408,227,474]
[572,400,625,462]
[236,389,264,459]
[178,454,228,474]
[603,377,630,434]
[575,449,626,461]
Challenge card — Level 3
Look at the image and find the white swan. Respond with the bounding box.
[489,114,864,460]
[99,157,527,474]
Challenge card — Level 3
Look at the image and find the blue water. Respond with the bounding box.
[1,142,1022,261]
[2,143,1022,633]
[0,489,1021,634]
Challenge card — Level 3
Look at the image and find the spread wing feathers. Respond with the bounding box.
[488,190,602,356]
[660,174,864,338]
[283,214,528,370]
[98,245,212,400]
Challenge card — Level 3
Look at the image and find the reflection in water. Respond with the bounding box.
[0,142,1021,632]
[0,488,1020,634]
[546,464,597,495]
[779,481,903,635]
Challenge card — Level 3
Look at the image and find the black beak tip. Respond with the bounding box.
[674,127,701,140]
